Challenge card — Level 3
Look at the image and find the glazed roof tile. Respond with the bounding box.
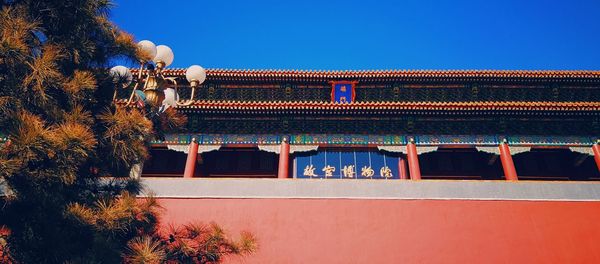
[158,100,599,111]
[132,69,600,82]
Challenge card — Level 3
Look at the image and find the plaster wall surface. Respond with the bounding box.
[156,198,600,263]
[146,179,600,263]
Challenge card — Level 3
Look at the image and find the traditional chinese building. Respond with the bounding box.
[124,69,600,263]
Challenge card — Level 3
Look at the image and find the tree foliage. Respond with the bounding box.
[0,0,255,263]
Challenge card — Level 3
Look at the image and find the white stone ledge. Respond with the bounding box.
[141,178,600,201]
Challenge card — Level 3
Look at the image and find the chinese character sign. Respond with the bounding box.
[331,82,355,103]
[361,166,375,178]
[295,150,400,179]
[322,165,336,177]
[342,165,355,178]
[303,164,317,177]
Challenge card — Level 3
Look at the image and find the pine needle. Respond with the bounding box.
[63,70,96,97]
[124,236,166,264]
[22,44,65,103]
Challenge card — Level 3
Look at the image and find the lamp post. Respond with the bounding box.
[109,40,208,179]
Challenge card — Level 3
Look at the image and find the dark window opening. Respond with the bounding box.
[197,147,278,178]
[142,148,187,177]
[418,148,504,180]
[513,149,600,181]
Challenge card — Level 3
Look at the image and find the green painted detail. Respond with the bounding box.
[114,82,600,103]
[152,134,596,146]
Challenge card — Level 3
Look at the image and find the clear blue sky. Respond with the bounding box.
[111,0,600,70]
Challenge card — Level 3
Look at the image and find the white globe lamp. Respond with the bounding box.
[109,65,132,88]
[183,65,207,102]
[137,40,157,61]
[153,45,174,68]
[186,65,207,87]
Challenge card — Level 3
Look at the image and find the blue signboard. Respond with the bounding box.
[295,150,400,179]
[331,82,355,103]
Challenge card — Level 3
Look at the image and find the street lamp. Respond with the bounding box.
[185,65,206,105]
[109,40,206,108]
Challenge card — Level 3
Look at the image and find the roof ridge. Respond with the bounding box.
[152,68,600,73]
[130,68,600,79]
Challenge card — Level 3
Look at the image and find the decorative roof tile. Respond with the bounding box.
[131,69,600,82]
[162,100,600,112]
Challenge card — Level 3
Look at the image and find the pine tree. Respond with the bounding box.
[0,1,255,263]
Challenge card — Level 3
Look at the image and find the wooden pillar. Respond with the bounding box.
[398,157,408,180]
[498,141,518,181]
[406,140,421,180]
[183,138,199,178]
[592,143,600,173]
[277,137,290,179]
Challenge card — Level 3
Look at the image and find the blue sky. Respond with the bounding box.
[111,0,600,70]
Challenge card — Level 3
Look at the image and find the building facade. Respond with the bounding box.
[123,69,600,263]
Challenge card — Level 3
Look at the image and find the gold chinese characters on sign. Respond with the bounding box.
[342,165,355,178]
[303,164,394,179]
[361,166,374,178]
[380,166,393,178]
[322,165,336,177]
[303,165,317,177]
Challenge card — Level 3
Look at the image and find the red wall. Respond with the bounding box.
[158,198,600,263]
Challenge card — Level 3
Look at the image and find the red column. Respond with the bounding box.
[398,157,408,180]
[183,138,199,178]
[406,141,421,180]
[498,142,518,181]
[277,138,290,179]
[592,143,600,173]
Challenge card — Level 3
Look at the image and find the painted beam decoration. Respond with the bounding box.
[291,134,405,145]
[153,134,597,146]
